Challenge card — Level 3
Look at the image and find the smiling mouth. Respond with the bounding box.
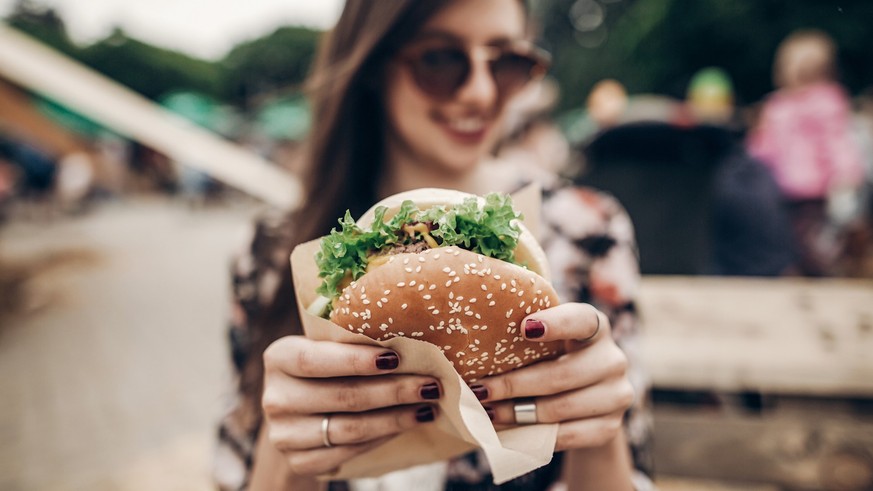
[446,117,486,133]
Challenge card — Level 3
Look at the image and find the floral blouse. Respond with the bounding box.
[214,181,656,491]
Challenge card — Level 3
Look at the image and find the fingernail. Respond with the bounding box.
[470,384,489,401]
[484,406,495,421]
[420,382,441,400]
[376,352,399,370]
[415,406,435,422]
[524,318,545,339]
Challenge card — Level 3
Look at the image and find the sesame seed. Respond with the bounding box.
[486,293,493,299]
[501,283,507,291]
[418,284,425,291]
[423,294,432,300]
[489,301,496,306]
[536,290,542,295]
[433,309,440,315]
[453,276,460,283]
[409,280,416,287]
[376,301,383,308]
[397,282,406,287]
[448,271,457,277]
[445,280,452,287]
[429,284,436,290]
[519,301,525,308]
[517,290,524,297]
[405,267,413,273]
[388,317,394,323]
[434,254,441,259]
[442,267,451,273]
[418,257,426,262]
[481,285,488,291]
[449,292,454,299]
[403,258,410,265]
[401,303,408,310]
[362,299,371,305]
[415,265,422,273]
[469,298,477,303]
[506,308,513,319]
[525,306,532,314]
[381,297,388,303]
[494,275,501,280]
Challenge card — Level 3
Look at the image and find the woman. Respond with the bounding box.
[215,1,654,489]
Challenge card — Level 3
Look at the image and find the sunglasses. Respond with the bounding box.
[399,42,551,101]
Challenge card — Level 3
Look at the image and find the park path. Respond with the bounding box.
[0,198,257,491]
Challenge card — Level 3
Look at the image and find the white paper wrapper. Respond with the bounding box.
[288,185,558,485]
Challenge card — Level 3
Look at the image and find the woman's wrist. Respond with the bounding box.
[561,430,635,491]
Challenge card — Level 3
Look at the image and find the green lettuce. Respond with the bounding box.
[315,193,522,300]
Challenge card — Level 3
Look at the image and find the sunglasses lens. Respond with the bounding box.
[410,48,469,99]
[491,52,541,95]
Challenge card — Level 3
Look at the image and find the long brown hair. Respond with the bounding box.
[238,0,453,418]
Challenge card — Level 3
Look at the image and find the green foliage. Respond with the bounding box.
[78,30,225,101]
[221,26,321,106]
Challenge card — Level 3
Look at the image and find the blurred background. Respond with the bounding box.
[1,0,872,490]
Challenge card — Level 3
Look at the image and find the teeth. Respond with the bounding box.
[447,118,485,132]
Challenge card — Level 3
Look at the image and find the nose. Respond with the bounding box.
[453,53,498,109]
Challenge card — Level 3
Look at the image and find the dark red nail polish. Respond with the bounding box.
[484,406,495,421]
[470,384,489,401]
[416,406,435,422]
[524,319,545,339]
[376,352,399,370]
[420,382,440,400]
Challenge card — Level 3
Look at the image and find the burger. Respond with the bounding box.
[310,188,563,382]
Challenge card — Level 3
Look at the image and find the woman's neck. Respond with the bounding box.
[379,139,516,199]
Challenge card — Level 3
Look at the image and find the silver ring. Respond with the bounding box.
[579,307,601,343]
[321,415,333,448]
[513,398,538,425]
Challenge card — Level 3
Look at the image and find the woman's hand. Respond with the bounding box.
[470,303,635,451]
[260,337,441,476]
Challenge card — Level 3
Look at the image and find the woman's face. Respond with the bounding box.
[383,0,528,175]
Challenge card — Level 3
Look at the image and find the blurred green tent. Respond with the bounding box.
[158,90,240,137]
[253,96,310,141]
[33,96,108,138]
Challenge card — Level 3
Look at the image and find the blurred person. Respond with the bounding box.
[686,68,795,276]
[587,79,628,130]
[747,29,865,276]
[214,1,653,490]
[55,151,95,213]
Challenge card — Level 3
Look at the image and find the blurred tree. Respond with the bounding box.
[222,26,321,107]
[4,0,78,57]
[537,0,873,113]
[78,29,225,102]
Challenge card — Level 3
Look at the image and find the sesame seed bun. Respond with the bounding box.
[329,189,563,382]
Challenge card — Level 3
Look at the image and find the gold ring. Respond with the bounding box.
[321,415,333,448]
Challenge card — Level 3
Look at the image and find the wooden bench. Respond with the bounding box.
[638,276,873,491]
